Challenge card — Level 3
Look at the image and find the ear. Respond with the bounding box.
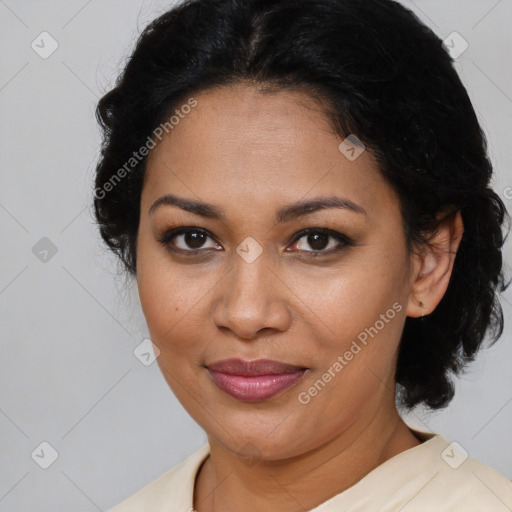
[406,211,464,318]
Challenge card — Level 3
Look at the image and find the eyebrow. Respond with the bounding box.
[148,194,367,222]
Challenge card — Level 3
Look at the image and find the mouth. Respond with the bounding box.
[205,358,308,402]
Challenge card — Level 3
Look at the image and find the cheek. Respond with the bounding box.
[137,261,209,404]
[286,254,408,408]
[136,234,193,349]
[138,270,200,353]
[288,262,403,346]
[136,255,223,376]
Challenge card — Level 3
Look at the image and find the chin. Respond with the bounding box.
[203,411,312,463]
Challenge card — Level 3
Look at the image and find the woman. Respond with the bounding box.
[94,0,512,510]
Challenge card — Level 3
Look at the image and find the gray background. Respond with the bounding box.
[0,0,511,510]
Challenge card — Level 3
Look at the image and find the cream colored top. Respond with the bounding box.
[108,430,512,511]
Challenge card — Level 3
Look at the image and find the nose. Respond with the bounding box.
[212,251,292,341]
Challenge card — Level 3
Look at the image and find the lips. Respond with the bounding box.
[206,358,308,402]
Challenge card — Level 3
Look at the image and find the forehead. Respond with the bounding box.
[142,84,397,220]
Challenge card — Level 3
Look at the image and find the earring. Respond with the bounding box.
[418,301,427,319]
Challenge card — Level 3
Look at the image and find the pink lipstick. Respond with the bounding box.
[206,358,307,402]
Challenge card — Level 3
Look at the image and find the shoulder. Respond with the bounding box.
[315,430,512,512]
[106,444,210,512]
[395,433,512,511]
[425,451,512,510]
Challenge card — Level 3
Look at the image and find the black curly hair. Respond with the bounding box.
[93,0,509,410]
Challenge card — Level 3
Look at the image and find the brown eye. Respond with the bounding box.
[289,228,355,254]
[182,231,208,249]
[305,232,330,250]
[157,227,221,253]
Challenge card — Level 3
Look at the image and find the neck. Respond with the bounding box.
[194,403,420,511]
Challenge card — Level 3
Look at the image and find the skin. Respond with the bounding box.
[136,83,464,511]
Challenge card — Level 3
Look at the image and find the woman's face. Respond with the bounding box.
[136,84,418,460]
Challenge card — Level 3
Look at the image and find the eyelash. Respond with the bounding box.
[156,226,355,258]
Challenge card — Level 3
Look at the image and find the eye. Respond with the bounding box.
[156,227,221,254]
[287,228,354,254]
[156,226,355,257]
